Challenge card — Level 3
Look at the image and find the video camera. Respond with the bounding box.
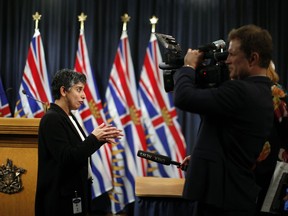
[156,33,229,92]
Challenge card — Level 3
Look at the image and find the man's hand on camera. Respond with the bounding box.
[183,48,203,70]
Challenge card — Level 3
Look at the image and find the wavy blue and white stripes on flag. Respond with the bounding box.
[74,29,113,197]
[138,33,186,178]
[14,29,52,118]
[105,30,147,214]
[0,77,12,117]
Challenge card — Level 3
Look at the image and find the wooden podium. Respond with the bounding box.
[135,177,194,216]
[0,118,40,216]
[135,176,185,197]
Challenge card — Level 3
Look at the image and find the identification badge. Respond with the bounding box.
[72,191,82,214]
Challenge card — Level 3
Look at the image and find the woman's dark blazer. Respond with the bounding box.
[35,103,104,216]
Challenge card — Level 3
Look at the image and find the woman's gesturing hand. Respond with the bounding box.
[91,123,123,143]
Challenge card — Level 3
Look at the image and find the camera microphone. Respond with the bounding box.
[198,39,226,52]
[137,150,187,171]
[22,89,47,105]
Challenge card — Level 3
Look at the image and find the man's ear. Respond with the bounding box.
[60,86,66,96]
[249,52,259,66]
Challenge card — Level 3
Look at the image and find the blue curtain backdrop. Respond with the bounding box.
[1,0,288,162]
[1,0,288,164]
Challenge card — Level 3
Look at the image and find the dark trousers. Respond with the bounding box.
[193,202,256,216]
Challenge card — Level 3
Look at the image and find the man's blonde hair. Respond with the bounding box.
[266,61,279,83]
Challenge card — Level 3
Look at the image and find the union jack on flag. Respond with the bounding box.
[0,77,12,117]
[14,29,52,118]
[105,30,147,214]
[138,33,186,178]
[74,28,113,197]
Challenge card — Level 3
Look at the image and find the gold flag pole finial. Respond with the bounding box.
[150,16,158,33]
[121,13,131,32]
[78,12,87,31]
[32,12,41,31]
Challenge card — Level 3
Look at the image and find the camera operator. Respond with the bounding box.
[175,24,274,216]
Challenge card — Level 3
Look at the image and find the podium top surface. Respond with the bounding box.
[135,176,185,198]
[0,118,40,135]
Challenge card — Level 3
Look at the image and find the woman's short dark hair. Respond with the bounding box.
[51,69,86,100]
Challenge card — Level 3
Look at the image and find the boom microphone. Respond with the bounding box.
[22,89,49,113]
[137,150,187,171]
[22,89,46,105]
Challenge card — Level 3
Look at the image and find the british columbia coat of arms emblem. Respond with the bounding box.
[0,159,26,194]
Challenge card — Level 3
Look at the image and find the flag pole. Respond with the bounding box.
[32,12,41,31]
[121,13,130,32]
[15,12,52,117]
[32,11,49,113]
[78,12,87,31]
[150,15,158,33]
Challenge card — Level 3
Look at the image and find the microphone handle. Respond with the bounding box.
[170,160,181,166]
[170,160,188,171]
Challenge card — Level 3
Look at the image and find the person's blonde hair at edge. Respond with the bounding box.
[266,61,279,83]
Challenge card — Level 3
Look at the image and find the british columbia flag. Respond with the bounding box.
[74,29,113,197]
[14,29,52,118]
[0,77,12,117]
[138,33,186,178]
[105,30,147,214]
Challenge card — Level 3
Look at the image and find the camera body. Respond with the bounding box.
[156,33,229,92]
